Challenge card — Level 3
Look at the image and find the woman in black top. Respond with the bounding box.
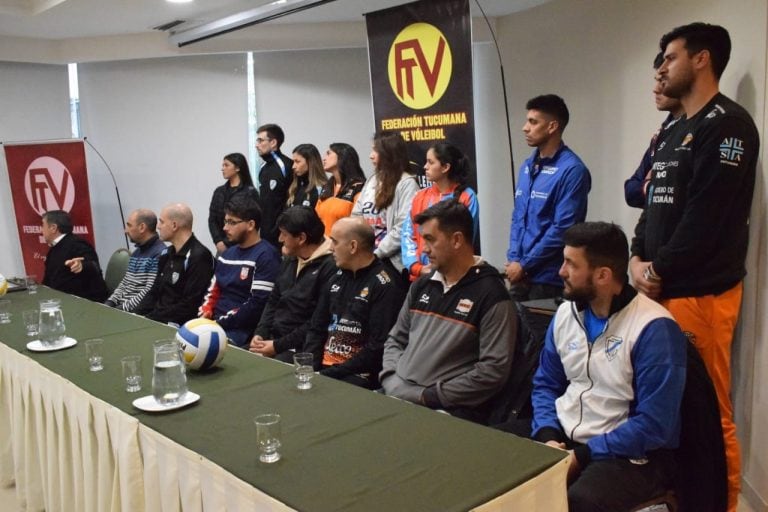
[208,152,259,255]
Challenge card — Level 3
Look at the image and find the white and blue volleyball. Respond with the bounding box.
[176,318,227,371]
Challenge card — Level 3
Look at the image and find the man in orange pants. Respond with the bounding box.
[630,23,759,512]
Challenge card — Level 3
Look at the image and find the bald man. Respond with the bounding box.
[304,217,406,389]
[106,208,167,312]
[134,203,214,326]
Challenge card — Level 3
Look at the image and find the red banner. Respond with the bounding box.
[3,141,96,278]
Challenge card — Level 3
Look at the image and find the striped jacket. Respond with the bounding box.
[107,235,166,312]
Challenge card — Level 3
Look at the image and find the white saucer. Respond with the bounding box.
[27,337,78,352]
[132,392,200,412]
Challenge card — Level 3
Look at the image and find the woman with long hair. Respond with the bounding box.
[352,131,419,272]
[315,143,366,236]
[287,144,327,208]
[208,152,260,254]
[401,141,479,280]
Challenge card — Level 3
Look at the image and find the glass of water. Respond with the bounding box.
[121,355,142,392]
[293,352,314,390]
[85,339,104,372]
[254,413,281,463]
[0,300,12,324]
[22,309,39,337]
[152,339,188,406]
[25,275,38,295]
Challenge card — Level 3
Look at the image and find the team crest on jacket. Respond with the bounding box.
[269,179,277,190]
[171,272,180,284]
[359,287,369,299]
[240,266,249,280]
[455,298,473,315]
[605,336,623,362]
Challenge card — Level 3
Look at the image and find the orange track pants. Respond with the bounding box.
[662,282,742,512]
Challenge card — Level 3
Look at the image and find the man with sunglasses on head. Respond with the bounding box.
[199,197,280,348]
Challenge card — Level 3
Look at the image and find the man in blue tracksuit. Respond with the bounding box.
[505,94,591,301]
[531,222,686,512]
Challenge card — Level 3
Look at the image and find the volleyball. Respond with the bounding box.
[176,318,228,371]
[0,274,7,296]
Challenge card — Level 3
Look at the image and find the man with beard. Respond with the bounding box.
[532,222,687,512]
[630,24,758,510]
[105,209,166,312]
[199,197,280,348]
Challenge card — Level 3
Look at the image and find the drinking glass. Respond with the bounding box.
[293,352,314,390]
[152,339,188,406]
[121,355,142,392]
[85,339,104,372]
[25,275,38,295]
[254,413,281,463]
[0,300,11,324]
[22,309,39,337]
[38,299,65,347]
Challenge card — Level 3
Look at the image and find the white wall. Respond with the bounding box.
[250,47,375,179]
[77,53,250,264]
[0,61,71,277]
[494,0,767,508]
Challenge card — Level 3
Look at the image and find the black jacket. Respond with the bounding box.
[208,182,260,247]
[306,257,406,387]
[258,151,294,246]
[134,234,214,325]
[43,233,108,302]
[254,248,337,355]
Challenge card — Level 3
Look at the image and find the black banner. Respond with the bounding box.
[366,0,476,191]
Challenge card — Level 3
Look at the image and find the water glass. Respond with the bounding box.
[152,339,188,406]
[293,352,314,390]
[26,275,38,295]
[22,309,39,337]
[254,413,281,463]
[0,300,11,324]
[121,355,142,392]
[38,299,65,347]
[85,339,104,372]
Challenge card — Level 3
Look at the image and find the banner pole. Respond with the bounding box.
[473,0,516,191]
[83,138,130,250]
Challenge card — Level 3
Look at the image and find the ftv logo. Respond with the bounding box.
[23,156,76,215]
[388,22,453,110]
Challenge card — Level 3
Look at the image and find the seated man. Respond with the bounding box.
[134,203,213,326]
[305,217,406,389]
[249,206,337,362]
[199,197,280,348]
[381,201,515,424]
[531,222,686,512]
[105,208,166,312]
[41,209,108,302]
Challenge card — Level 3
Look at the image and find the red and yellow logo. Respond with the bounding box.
[388,23,452,110]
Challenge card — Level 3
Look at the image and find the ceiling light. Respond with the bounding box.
[168,0,337,47]
[166,0,194,4]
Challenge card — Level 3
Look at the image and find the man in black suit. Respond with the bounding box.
[41,210,108,302]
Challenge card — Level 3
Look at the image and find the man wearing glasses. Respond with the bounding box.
[255,123,294,247]
[199,197,281,348]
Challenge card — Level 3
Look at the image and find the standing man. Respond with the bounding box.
[305,217,406,389]
[505,94,591,301]
[624,53,685,208]
[256,123,294,247]
[381,201,516,424]
[630,23,759,511]
[41,209,108,302]
[249,206,337,362]
[134,203,214,326]
[533,222,686,512]
[106,208,166,312]
[199,197,280,348]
